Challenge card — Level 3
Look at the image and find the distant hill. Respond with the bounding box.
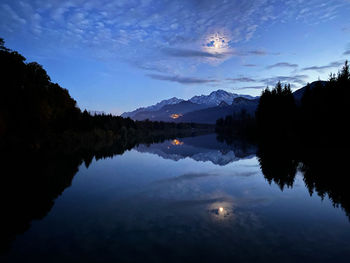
[135,134,257,166]
[293,81,327,103]
[178,97,259,124]
[121,97,184,118]
[132,101,209,122]
[189,89,256,106]
[121,82,328,124]
[121,89,258,123]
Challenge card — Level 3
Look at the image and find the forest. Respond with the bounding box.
[216,60,350,146]
[0,38,213,253]
[0,38,213,152]
[215,61,350,222]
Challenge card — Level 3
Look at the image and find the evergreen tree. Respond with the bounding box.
[255,82,296,139]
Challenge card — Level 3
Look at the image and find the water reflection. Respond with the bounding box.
[209,203,233,222]
[1,134,350,262]
[0,149,80,254]
[257,141,350,219]
[171,139,184,145]
[136,134,257,165]
[0,134,178,254]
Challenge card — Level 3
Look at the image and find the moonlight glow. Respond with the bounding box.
[1,0,349,114]
[202,30,233,64]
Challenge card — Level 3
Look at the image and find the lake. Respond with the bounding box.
[1,134,350,263]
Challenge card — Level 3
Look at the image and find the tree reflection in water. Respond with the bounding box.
[257,141,350,220]
[0,135,349,255]
[0,134,186,254]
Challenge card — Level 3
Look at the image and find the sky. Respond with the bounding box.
[1,0,350,114]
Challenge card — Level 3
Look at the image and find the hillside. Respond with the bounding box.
[122,89,258,123]
[122,82,330,124]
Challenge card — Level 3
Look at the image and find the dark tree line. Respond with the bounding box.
[0,38,81,138]
[0,38,212,148]
[256,61,350,144]
[255,82,296,140]
[216,61,350,146]
[298,62,350,145]
[257,141,350,220]
[254,62,350,219]
[0,125,207,254]
[215,109,256,139]
[215,61,350,219]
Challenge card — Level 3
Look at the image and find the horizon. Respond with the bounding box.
[1,0,349,114]
[123,88,259,114]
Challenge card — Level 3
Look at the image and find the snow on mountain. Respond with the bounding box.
[121,97,184,118]
[135,134,257,166]
[189,90,256,106]
[146,97,184,111]
[121,89,257,118]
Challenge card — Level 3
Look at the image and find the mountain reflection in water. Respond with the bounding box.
[136,134,257,165]
[1,134,350,263]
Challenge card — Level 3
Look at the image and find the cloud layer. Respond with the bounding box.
[266,62,298,69]
[1,0,347,58]
[1,0,349,91]
[147,74,218,85]
[146,72,310,89]
[302,61,344,72]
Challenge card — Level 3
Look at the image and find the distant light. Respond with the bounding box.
[170,113,183,119]
[219,207,224,212]
[171,139,184,146]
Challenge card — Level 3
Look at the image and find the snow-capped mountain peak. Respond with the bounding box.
[189,89,255,106]
[121,89,257,118]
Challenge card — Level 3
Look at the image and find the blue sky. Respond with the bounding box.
[1,0,350,114]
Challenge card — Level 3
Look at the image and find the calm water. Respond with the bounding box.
[2,134,350,262]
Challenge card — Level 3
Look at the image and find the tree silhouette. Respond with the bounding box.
[255,81,296,139]
[1,38,208,145]
[298,60,350,145]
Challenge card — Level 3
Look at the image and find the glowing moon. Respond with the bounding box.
[201,30,232,64]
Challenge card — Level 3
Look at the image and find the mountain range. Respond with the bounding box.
[121,83,321,124]
[135,134,257,166]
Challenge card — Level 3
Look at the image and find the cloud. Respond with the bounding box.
[243,64,257,67]
[157,172,218,184]
[1,0,347,52]
[147,74,219,85]
[238,50,280,57]
[266,62,298,69]
[0,1,287,57]
[227,73,308,87]
[302,61,344,72]
[1,3,26,25]
[247,50,267,56]
[162,47,278,61]
[0,0,348,81]
[287,0,348,24]
[226,77,257,83]
[261,74,309,86]
[131,60,177,74]
[227,74,308,89]
[232,86,266,90]
[344,45,350,55]
[162,47,227,59]
[342,26,350,32]
[151,72,310,87]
